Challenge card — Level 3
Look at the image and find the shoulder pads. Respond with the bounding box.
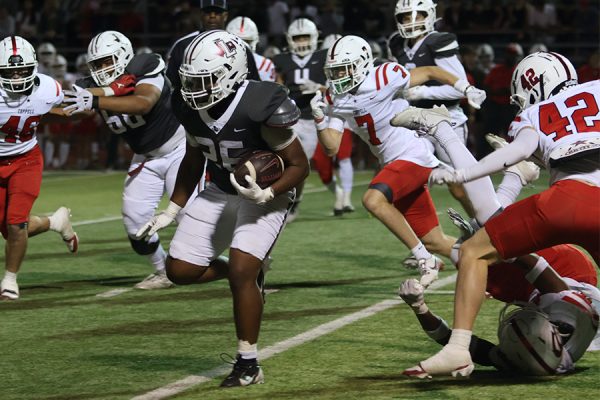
[265,97,300,128]
[126,53,165,78]
[248,81,291,123]
[426,32,459,57]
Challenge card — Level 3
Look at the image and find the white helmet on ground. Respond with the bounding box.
[395,0,437,39]
[537,290,599,364]
[226,16,260,52]
[37,42,56,66]
[179,30,248,110]
[286,18,318,57]
[321,33,341,50]
[87,30,134,86]
[497,304,563,375]
[0,36,38,93]
[510,51,578,112]
[324,35,373,95]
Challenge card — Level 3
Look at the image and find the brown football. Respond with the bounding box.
[233,150,284,189]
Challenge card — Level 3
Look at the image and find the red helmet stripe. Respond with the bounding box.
[510,320,557,374]
[329,37,343,61]
[549,52,571,80]
[11,36,17,56]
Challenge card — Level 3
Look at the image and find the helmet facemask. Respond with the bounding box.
[325,62,359,95]
[180,64,231,110]
[0,55,37,93]
[290,34,315,57]
[88,53,126,86]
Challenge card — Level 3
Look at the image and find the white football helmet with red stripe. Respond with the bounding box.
[510,51,578,112]
[497,304,563,375]
[286,18,318,57]
[179,30,248,110]
[395,0,437,39]
[226,16,259,52]
[324,35,373,95]
[0,36,38,93]
[87,30,134,86]
[537,290,599,366]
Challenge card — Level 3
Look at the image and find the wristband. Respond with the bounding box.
[525,256,550,283]
[92,96,99,110]
[102,87,115,96]
[453,79,471,95]
[164,200,182,218]
[315,116,329,131]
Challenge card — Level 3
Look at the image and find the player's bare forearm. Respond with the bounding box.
[409,66,460,88]
[272,138,309,196]
[97,84,159,115]
[317,128,342,157]
[170,143,205,207]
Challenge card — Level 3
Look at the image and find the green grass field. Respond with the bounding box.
[1,170,598,400]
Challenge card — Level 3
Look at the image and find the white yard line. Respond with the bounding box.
[73,216,122,226]
[131,273,457,400]
[95,288,133,298]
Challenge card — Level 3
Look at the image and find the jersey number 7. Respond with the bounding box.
[354,114,381,145]
[539,91,600,141]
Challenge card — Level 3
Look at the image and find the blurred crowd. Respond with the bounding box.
[0,0,598,169]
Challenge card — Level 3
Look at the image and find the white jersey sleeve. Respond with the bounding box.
[0,73,63,156]
[509,80,600,185]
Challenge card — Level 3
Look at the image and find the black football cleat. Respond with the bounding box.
[220,355,264,388]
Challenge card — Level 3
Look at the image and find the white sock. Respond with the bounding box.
[148,244,167,272]
[450,242,460,266]
[448,329,472,350]
[411,242,432,260]
[3,271,17,284]
[496,172,523,208]
[343,190,352,207]
[238,340,258,360]
[433,122,501,224]
[58,142,70,167]
[91,141,99,159]
[338,158,354,192]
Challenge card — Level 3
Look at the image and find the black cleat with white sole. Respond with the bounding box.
[220,355,264,388]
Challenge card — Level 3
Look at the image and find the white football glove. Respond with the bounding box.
[402,85,429,101]
[453,79,486,110]
[310,91,327,122]
[229,173,275,205]
[299,79,323,94]
[398,278,428,314]
[428,166,466,185]
[63,85,94,115]
[136,201,181,239]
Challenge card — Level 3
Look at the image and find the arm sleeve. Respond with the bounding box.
[418,55,467,100]
[462,128,539,181]
[137,74,165,91]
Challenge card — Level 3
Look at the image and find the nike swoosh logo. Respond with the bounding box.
[503,162,510,168]
[418,52,426,57]
[311,61,319,64]
[233,128,246,132]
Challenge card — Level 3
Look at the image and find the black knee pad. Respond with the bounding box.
[129,237,160,255]
[368,182,394,203]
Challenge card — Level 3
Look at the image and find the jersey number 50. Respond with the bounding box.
[539,91,600,141]
[100,110,146,134]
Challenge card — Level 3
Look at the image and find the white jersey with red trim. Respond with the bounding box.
[509,80,600,185]
[0,73,63,157]
[326,62,438,167]
[253,53,275,82]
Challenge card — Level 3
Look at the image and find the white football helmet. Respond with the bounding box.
[510,51,578,112]
[369,40,383,60]
[179,30,248,110]
[226,16,260,52]
[395,0,437,39]
[321,33,341,50]
[51,54,67,79]
[497,304,563,375]
[0,36,38,93]
[537,290,599,364]
[87,30,134,86]
[286,18,318,57]
[37,42,56,66]
[75,53,88,75]
[324,35,373,95]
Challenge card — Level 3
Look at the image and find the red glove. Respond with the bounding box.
[108,74,136,96]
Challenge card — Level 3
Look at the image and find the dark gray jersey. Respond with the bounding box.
[273,49,327,119]
[388,31,461,109]
[77,53,180,155]
[176,80,293,194]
